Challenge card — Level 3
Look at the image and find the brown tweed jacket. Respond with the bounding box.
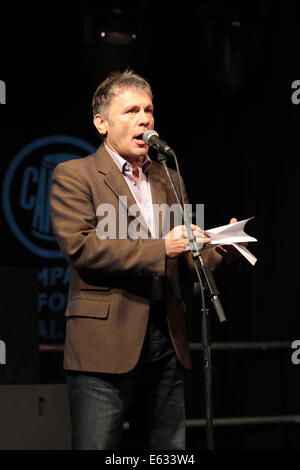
[50,144,222,373]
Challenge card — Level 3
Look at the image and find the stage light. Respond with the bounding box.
[98,19,138,46]
[83,6,141,88]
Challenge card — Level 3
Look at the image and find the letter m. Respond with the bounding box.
[0,340,6,364]
[0,80,6,104]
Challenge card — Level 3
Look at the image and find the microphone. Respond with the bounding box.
[142,130,176,157]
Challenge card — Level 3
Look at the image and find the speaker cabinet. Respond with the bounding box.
[0,384,71,449]
[0,266,39,383]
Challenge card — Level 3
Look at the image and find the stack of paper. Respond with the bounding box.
[195,217,257,265]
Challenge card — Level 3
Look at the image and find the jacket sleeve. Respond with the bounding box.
[50,162,166,276]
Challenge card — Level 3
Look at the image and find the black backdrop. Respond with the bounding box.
[1,0,300,450]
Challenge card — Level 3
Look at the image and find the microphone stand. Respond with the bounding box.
[157,152,227,450]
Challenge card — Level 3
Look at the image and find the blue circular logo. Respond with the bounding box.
[2,135,97,258]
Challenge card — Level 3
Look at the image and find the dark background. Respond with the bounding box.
[0,0,300,450]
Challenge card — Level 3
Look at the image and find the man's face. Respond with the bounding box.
[94,88,154,160]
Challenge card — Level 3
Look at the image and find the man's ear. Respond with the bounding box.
[93,114,109,136]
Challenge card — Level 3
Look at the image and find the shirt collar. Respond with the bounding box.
[104,141,152,175]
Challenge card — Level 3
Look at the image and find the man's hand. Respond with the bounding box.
[216,217,248,262]
[165,224,211,258]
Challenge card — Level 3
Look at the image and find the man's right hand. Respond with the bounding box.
[164,225,211,258]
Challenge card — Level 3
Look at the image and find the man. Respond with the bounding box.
[50,70,240,450]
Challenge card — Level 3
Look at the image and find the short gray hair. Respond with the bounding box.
[92,69,153,117]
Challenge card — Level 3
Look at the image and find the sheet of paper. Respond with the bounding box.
[231,243,257,266]
[205,217,257,244]
[192,217,258,265]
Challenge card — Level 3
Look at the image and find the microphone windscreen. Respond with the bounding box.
[142,130,159,145]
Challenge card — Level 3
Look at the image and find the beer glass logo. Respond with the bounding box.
[2,135,96,258]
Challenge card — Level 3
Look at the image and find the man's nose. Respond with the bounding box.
[137,110,151,126]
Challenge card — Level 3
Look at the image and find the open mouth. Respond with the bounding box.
[133,133,145,145]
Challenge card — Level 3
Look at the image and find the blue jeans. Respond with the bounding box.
[66,304,186,450]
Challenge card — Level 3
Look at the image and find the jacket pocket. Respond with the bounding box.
[79,285,110,291]
[66,299,110,319]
